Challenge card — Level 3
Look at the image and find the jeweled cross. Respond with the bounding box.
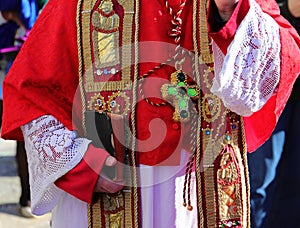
[161,70,199,122]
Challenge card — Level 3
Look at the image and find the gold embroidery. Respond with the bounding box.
[78,0,140,227]
[217,145,243,226]
[88,91,130,115]
[92,0,120,68]
[110,213,123,228]
[120,1,135,81]
[82,0,135,93]
[203,66,214,88]
[240,118,251,227]
[107,92,130,114]
[90,199,102,228]
[198,0,213,64]
[85,80,132,93]
[201,93,221,123]
[101,192,125,228]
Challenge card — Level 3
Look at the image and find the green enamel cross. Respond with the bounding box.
[161,70,199,122]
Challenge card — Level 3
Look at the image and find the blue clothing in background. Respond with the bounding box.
[0,0,38,49]
[0,22,18,49]
[248,98,300,228]
[0,0,21,11]
[0,0,39,99]
[248,0,300,227]
[20,0,38,29]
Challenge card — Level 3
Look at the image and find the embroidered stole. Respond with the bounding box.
[76,0,250,227]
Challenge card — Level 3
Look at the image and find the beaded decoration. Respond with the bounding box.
[138,0,200,123]
[161,70,199,121]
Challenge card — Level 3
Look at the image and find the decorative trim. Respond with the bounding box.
[193,0,204,226]
[77,0,251,227]
[240,117,251,227]
[201,93,222,123]
[192,0,250,226]
[130,0,140,227]
[85,80,132,92]
[198,0,214,64]
[81,0,135,92]
[77,0,140,227]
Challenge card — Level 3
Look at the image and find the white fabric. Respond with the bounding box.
[211,0,281,116]
[139,150,195,228]
[175,172,197,228]
[21,115,91,215]
[51,193,88,228]
[21,114,196,228]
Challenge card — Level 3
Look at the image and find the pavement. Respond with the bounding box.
[0,138,51,228]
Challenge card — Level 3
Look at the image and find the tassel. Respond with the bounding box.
[183,153,195,211]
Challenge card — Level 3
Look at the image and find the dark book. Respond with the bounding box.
[84,110,126,181]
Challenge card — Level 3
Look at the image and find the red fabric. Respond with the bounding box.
[243,0,300,152]
[208,0,250,54]
[55,144,109,203]
[1,0,299,201]
[208,0,300,151]
[1,0,299,163]
[1,0,82,140]
[128,0,195,165]
[135,0,246,165]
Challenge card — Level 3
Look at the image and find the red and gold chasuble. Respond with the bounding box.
[77,0,250,227]
[1,0,298,227]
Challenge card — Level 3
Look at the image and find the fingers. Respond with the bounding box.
[105,155,117,166]
[94,175,125,193]
[95,156,124,193]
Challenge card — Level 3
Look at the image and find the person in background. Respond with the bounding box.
[1,0,299,227]
[248,0,300,227]
[0,0,47,218]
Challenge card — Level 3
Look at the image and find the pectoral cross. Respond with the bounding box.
[161,70,199,122]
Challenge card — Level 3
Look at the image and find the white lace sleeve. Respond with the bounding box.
[21,115,91,215]
[211,0,281,116]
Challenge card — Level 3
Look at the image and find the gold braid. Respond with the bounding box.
[131,0,140,227]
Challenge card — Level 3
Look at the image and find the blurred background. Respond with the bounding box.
[0,1,50,226]
[0,138,51,228]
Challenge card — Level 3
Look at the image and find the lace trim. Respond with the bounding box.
[21,115,91,215]
[211,0,281,116]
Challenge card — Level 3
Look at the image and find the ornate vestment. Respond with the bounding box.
[1,0,299,228]
[77,0,259,227]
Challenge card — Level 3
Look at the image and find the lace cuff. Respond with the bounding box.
[211,0,280,116]
[21,115,91,215]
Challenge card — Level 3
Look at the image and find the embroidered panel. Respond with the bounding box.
[76,0,251,227]
[81,0,134,116]
[77,1,140,228]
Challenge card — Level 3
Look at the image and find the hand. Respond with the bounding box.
[213,0,239,21]
[94,156,125,193]
[288,0,300,17]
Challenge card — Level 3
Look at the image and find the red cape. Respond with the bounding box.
[1,0,300,154]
